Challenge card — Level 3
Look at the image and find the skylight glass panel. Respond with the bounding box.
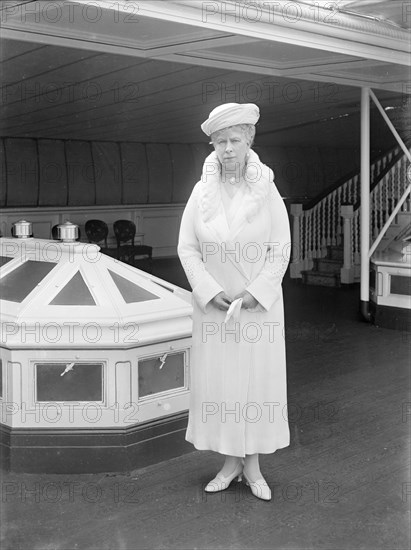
[0,260,56,302]
[49,271,96,306]
[0,256,13,268]
[108,270,160,303]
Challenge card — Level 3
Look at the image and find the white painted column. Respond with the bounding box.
[340,204,354,284]
[290,203,303,278]
[360,88,371,316]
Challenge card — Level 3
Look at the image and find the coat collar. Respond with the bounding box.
[198,149,273,242]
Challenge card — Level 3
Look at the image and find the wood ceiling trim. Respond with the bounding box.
[0,54,152,113]
[279,59,385,76]
[0,27,152,58]
[137,1,410,61]
[48,101,370,144]
[144,35,257,57]
[0,63,233,136]
[1,67,202,135]
[0,41,46,63]
[5,78,365,142]
[279,59,409,87]
[2,14,408,97]
[145,52,406,93]
[284,71,406,94]
[135,30,233,50]
[1,2,406,144]
[172,0,410,39]
[318,70,409,86]
[1,3,229,51]
[169,46,361,72]
[1,49,103,92]
[2,1,409,67]
[152,51,291,77]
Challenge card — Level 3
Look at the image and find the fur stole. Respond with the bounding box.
[198,149,272,223]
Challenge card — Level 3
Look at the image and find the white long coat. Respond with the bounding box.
[178,150,290,457]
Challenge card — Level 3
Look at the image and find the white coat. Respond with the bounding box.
[178,149,290,457]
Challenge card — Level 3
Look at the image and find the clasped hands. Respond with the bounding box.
[211,290,258,311]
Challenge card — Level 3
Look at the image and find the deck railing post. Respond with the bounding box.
[290,203,303,278]
[340,204,355,284]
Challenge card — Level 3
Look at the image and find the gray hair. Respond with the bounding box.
[210,123,256,147]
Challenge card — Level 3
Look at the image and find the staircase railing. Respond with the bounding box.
[341,150,411,281]
[290,146,401,279]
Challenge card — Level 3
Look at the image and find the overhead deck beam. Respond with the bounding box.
[2,0,410,66]
[135,0,410,64]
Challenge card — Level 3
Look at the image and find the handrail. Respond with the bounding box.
[302,144,403,211]
[368,183,411,258]
[353,146,410,210]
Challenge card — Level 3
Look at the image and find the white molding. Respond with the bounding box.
[169,0,411,42]
[2,0,409,67]
[280,58,387,76]
[146,52,407,93]
[0,203,186,257]
[0,26,149,57]
[1,3,408,97]
[142,1,410,59]
[0,203,186,213]
[139,34,257,57]
[0,20,225,53]
[171,47,361,72]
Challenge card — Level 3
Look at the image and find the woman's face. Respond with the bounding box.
[212,127,250,172]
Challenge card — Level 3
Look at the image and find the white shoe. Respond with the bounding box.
[243,470,272,501]
[204,462,243,493]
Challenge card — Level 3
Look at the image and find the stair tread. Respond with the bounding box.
[302,270,340,277]
[317,258,341,264]
[301,269,341,287]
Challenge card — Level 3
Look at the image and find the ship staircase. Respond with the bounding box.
[290,145,411,288]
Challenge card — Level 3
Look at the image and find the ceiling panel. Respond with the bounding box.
[187,40,360,69]
[0,38,44,62]
[1,36,406,150]
[0,1,408,149]
[1,0,227,48]
[1,44,98,85]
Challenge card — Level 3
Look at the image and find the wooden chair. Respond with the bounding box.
[113,219,153,270]
[84,219,116,257]
[85,219,108,246]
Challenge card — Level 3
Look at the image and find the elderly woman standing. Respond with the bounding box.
[177,103,290,501]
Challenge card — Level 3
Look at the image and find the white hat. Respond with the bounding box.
[201,103,260,136]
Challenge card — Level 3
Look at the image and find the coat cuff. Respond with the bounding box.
[192,277,224,313]
[246,276,281,312]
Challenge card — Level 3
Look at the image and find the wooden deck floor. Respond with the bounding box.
[1,260,410,550]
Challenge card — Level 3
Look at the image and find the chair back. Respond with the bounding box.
[85,219,108,247]
[113,220,136,247]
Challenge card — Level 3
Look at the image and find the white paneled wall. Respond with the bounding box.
[0,203,186,257]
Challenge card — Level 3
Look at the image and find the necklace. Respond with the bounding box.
[221,164,246,185]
